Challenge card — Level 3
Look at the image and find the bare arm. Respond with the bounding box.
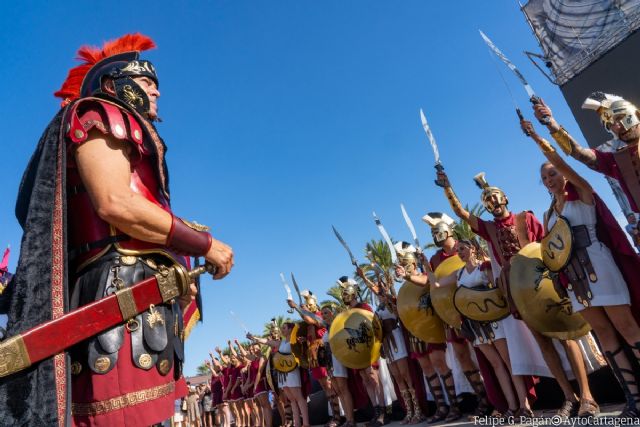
[235,339,248,357]
[247,333,280,348]
[288,300,325,327]
[435,170,477,230]
[75,131,234,278]
[522,120,594,204]
[394,265,429,286]
[355,266,381,295]
[532,101,598,170]
[253,357,265,392]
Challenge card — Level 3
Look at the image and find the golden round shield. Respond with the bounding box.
[509,242,590,340]
[453,285,509,322]
[272,351,298,373]
[290,322,309,369]
[541,216,573,272]
[328,308,382,369]
[432,255,465,328]
[397,281,446,344]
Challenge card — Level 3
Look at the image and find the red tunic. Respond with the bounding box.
[594,145,640,212]
[307,312,329,380]
[473,212,544,267]
[252,359,268,395]
[429,248,457,271]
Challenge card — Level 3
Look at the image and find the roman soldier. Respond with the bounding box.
[532,94,640,228]
[422,213,457,270]
[419,215,496,417]
[393,242,462,423]
[0,34,233,426]
[436,169,596,418]
[288,290,342,427]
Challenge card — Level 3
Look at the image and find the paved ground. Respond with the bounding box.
[313,404,638,427]
[370,404,633,426]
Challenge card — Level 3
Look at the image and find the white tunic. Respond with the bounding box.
[375,304,408,362]
[548,199,630,312]
[456,266,506,346]
[277,340,301,388]
[323,330,348,378]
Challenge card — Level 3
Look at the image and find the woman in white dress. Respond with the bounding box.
[429,239,531,418]
[248,322,309,427]
[523,118,640,418]
[318,303,357,427]
[375,291,425,424]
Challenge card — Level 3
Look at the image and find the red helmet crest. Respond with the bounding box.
[54,33,156,106]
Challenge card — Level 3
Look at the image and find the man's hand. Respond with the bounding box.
[532,99,560,132]
[355,266,365,278]
[287,299,296,309]
[435,170,450,188]
[395,265,407,278]
[520,120,538,139]
[215,346,222,354]
[246,332,255,341]
[205,237,234,279]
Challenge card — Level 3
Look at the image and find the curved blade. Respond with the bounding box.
[373,211,398,264]
[290,273,303,305]
[479,30,535,99]
[400,203,420,249]
[280,272,293,301]
[230,310,248,333]
[419,108,441,165]
[332,225,358,266]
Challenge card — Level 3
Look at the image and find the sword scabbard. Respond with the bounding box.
[0,263,196,378]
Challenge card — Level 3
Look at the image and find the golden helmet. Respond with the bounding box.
[337,276,359,304]
[582,92,639,132]
[474,172,507,212]
[394,241,418,266]
[422,212,456,247]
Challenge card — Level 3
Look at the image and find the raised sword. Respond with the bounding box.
[372,211,398,265]
[332,225,358,266]
[479,30,550,125]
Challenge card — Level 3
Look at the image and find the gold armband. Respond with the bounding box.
[536,138,555,153]
[444,186,463,213]
[550,127,573,155]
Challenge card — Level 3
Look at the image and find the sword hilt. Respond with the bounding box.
[530,96,551,125]
[188,263,216,279]
[516,108,531,137]
[434,163,447,187]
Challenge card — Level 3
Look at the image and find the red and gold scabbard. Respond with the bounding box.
[0,263,212,378]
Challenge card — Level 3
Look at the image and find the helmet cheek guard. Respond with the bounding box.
[481,189,508,212]
[431,224,452,247]
[113,77,151,117]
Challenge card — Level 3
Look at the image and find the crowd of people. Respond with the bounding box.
[183,94,640,427]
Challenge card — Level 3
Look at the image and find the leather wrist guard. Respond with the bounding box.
[550,127,573,155]
[536,138,556,153]
[166,216,212,256]
[444,186,463,213]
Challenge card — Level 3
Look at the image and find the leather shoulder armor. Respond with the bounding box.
[65,98,145,150]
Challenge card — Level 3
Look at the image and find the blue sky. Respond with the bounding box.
[0,2,625,376]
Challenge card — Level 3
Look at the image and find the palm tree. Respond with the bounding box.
[196,362,210,376]
[322,284,347,309]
